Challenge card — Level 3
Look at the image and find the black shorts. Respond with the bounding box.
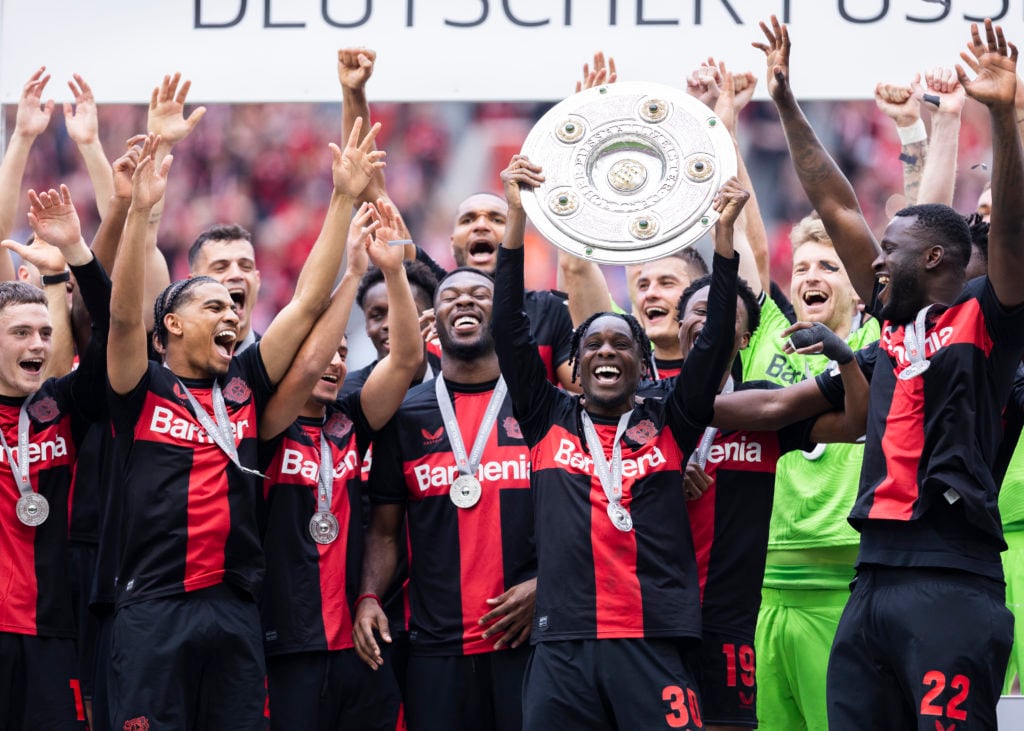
[109,585,268,731]
[827,566,1013,731]
[0,632,87,729]
[267,648,400,730]
[68,541,100,697]
[404,647,530,731]
[694,628,757,727]
[90,611,114,731]
[523,638,703,731]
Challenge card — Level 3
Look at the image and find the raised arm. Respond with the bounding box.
[957,20,1024,308]
[109,136,171,395]
[258,205,376,440]
[358,200,424,428]
[338,47,388,205]
[918,68,966,206]
[142,73,207,330]
[874,76,927,205]
[0,67,53,282]
[63,74,114,219]
[257,118,385,385]
[754,16,880,303]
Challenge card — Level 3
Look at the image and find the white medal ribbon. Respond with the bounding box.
[898,304,934,380]
[170,373,267,479]
[580,409,634,530]
[434,376,507,480]
[0,401,33,498]
[690,377,733,470]
[316,428,334,514]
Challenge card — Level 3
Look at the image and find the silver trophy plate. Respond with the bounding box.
[520,81,737,265]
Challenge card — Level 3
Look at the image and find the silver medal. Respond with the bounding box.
[898,360,931,381]
[449,474,482,509]
[16,492,49,526]
[308,511,339,544]
[607,502,633,532]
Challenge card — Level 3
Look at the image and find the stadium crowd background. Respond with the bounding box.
[1,91,995,366]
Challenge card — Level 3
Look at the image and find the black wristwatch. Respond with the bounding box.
[41,270,71,286]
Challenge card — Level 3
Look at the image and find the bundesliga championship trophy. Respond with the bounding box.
[520,82,737,265]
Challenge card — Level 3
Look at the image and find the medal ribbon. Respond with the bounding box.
[171,374,267,479]
[902,304,934,367]
[690,376,734,470]
[0,401,34,498]
[434,376,507,479]
[316,428,334,514]
[580,409,634,508]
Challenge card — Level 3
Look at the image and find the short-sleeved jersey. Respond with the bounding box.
[741,296,880,576]
[415,247,572,384]
[640,379,815,634]
[108,347,274,607]
[260,395,372,655]
[817,278,1024,579]
[369,378,535,656]
[493,246,740,644]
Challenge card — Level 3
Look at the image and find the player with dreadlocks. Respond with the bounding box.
[492,154,744,730]
[105,122,384,730]
[567,310,655,386]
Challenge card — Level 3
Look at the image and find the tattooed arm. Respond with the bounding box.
[754,15,881,304]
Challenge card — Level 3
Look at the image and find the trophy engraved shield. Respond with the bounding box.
[520,82,737,265]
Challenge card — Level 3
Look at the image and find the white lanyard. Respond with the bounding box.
[690,377,734,469]
[434,376,507,478]
[580,409,635,532]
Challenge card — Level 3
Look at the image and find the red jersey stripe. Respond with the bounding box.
[871,374,926,520]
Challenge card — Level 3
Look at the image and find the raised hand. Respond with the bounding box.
[329,117,386,199]
[345,202,375,278]
[924,67,966,115]
[338,47,376,90]
[874,76,923,127]
[686,57,722,109]
[712,62,738,133]
[147,72,206,147]
[500,154,545,210]
[732,70,758,113]
[712,176,750,229]
[63,74,100,145]
[112,136,146,201]
[1,236,66,277]
[15,67,54,138]
[575,51,617,93]
[130,134,173,210]
[752,15,791,102]
[957,19,1019,108]
[366,199,405,274]
[27,185,83,250]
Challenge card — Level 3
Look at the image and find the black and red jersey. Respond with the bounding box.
[339,351,442,400]
[652,356,684,380]
[369,378,535,656]
[817,277,1024,579]
[107,347,274,607]
[640,379,815,634]
[493,246,739,643]
[0,257,110,637]
[415,247,572,384]
[259,395,373,654]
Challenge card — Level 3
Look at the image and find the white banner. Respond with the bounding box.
[1,1,1022,103]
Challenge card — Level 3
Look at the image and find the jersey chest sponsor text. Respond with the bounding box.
[706,434,770,469]
[410,454,531,492]
[144,404,252,445]
[280,445,359,482]
[882,325,955,366]
[0,433,69,466]
[552,437,668,478]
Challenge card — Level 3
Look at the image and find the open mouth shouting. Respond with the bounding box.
[19,357,44,376]
[452,313,482,334]
[228,288,247,321]
[800,288,830,316]
[592,364,622,385]
[214,329,237,360]
[467,239,496,267]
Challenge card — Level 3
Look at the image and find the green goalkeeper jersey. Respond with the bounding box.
[740,296,880,589]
